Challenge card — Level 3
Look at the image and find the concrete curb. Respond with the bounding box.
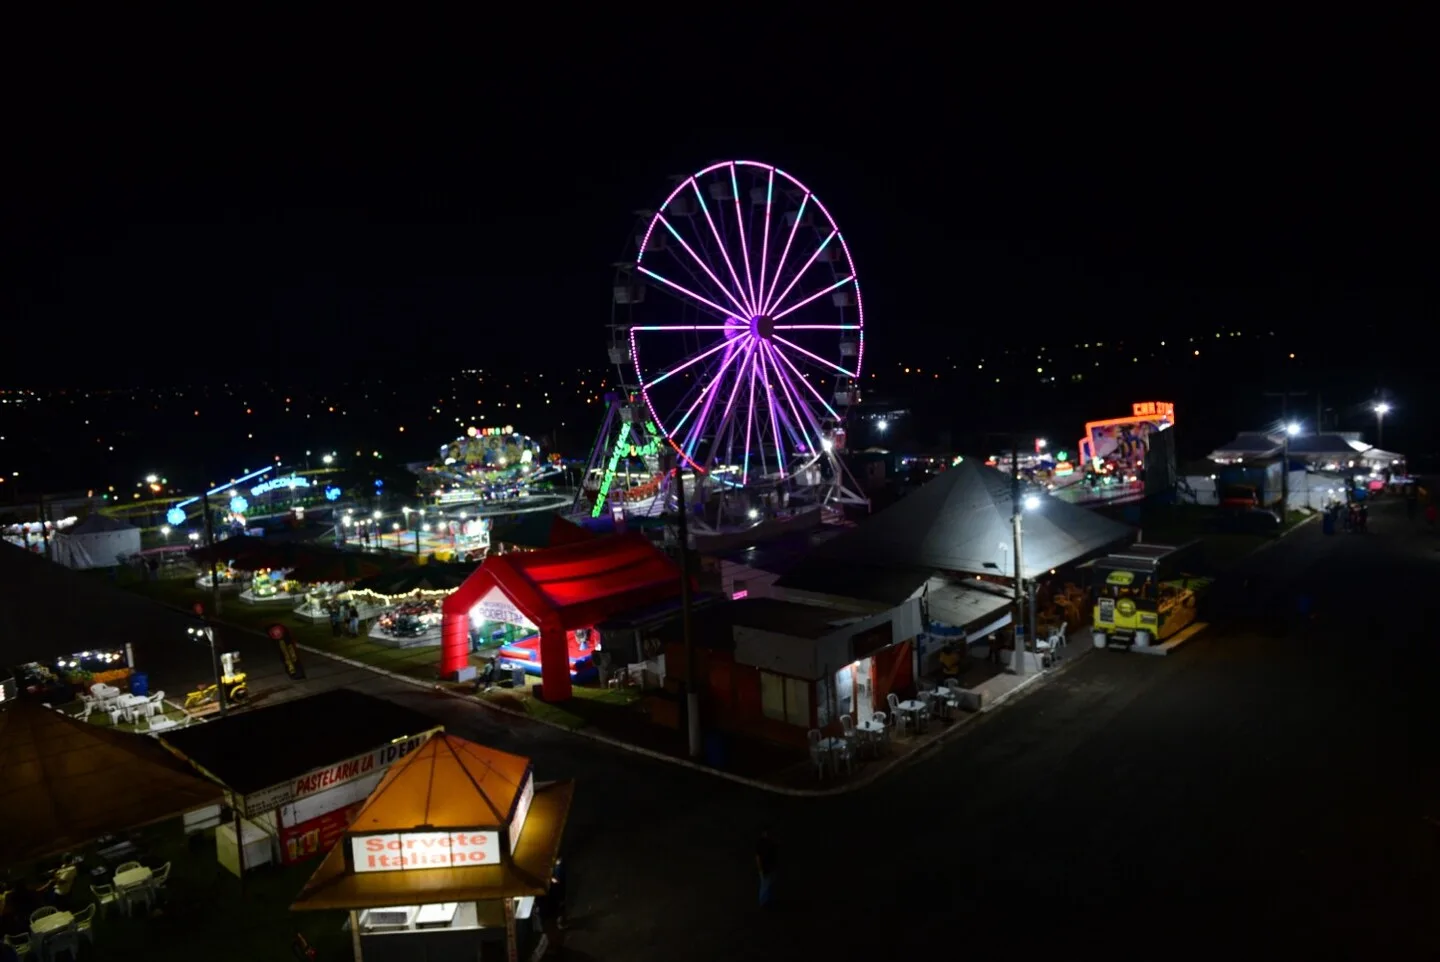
[294,638,1091,798]
[141,591,1094,798]
[1249,510,1321,555]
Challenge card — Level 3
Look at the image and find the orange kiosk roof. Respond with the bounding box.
[291,734,573,911]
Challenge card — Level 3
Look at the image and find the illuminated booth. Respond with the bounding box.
[159,690,441,876]
[291,734,573,962]
[439,532,684,700]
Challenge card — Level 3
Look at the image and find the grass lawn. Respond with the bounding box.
[119,573,446,685]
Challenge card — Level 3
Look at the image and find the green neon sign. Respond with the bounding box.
[593,421,662,518]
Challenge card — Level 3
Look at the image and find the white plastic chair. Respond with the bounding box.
[72,903,97,947]
[90,883,119,918]
[886,692,904,732]
[29,906,58,925]
[806,729,828,779]
[2,933,30,958]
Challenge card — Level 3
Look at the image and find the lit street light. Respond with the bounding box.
[1285,422,1301,436]
[1374,402,1390,448]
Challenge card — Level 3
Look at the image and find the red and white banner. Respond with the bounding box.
[241,730,436,816]
[280,802,364,865]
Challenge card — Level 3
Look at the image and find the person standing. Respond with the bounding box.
[548,858,567,930]
[348,605,361,638]
[756,829,777,908]
[329,605,342,637]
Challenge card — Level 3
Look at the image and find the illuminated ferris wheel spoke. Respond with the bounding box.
[742,342,759,484]
[632,325,734,331]
[730,164,759,313]
[765,230,836,317]
[657,213,752,320]
[636,266,738,322]
[770,341,843,421]
[771,334,857,378]
[757,343,787,476]
[772,324,860,330]
[689,178,754,317]
[765,341,824,450]
[755,168,775,317]
[762,192,809,313]
[708,340,755,469]
[644,336,734,390]
[672,337,746,437]
[681,341,744,461]
[771,275,855,322]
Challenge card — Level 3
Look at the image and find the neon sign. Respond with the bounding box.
[1131,401,1175,419]
[251,475,311,496]
[592,421,662,518]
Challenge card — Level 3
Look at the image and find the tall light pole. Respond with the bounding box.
[187,623,228,716]
[1374,402,1390,449]
[1282,422,1300,515]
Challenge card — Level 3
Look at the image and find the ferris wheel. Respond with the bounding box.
[609,160,868,527]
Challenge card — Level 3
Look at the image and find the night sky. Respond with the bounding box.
[3,24,1431,436]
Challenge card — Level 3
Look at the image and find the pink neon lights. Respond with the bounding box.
[772,275,854,322]
[730,163,758,313]
[689,178,754,317]
[766,230,836,318]
[769,340,842,421]
[742,344,758,483]
[626,159,864,485]
[636,266,736,321]
[646,336,734,389]
[756,167,774,319]
[658,213,751,318]
[772,333,856,378]
[758,342,786,476]
[763,192,809,312]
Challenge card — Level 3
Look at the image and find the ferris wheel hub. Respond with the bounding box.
[749,314,776,340]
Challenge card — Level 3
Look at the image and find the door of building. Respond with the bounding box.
[854,658,875,724]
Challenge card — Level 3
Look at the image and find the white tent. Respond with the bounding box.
[50,514,141,569]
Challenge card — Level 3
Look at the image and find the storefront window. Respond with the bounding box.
[760,671,810,726]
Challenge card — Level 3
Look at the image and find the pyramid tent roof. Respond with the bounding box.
[347,734,531,834]
[782,457,1132,584]
[0,699,222,864]
[61,514,139,535]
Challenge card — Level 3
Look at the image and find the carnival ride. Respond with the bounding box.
[589,159,869,533]
[415,426,567,519]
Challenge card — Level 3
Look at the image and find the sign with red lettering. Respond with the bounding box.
[350,830,502,872]
[240,731,435,816]
[280,802,364,865]
[1131,401,1175,419]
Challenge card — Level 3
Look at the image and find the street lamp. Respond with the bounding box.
[1285,422,1301,436]
[1374,402,1390,448]
[322,454,334,465]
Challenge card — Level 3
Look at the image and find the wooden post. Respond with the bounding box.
[504,897,519,962]
[349,909,364,961]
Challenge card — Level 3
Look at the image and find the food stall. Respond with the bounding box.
[1080,541,1210,650]
[291,733,573,962]
[159,690,441,876]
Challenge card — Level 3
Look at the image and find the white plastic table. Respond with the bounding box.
[31,911,73,936]
[896,699,928,733]
[114,865,152,888]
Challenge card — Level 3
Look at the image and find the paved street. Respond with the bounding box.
[138,498,1440,958]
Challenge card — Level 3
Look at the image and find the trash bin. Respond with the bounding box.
[704,731,728,770]
[129,672,149,697]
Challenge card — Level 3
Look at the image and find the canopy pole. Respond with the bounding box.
[1010,439,1027,676]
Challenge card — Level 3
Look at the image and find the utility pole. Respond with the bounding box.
[1264,391,1307,516]
[201,490,223,615]
[674,463,700,758]
[1010,438,1027,676]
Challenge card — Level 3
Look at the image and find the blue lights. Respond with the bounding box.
[324,485,342,502]
[166,507,186,526]
[374,479,384,488]
[229,495,250,515]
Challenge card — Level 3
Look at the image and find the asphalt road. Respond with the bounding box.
[135,498,1440,958]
